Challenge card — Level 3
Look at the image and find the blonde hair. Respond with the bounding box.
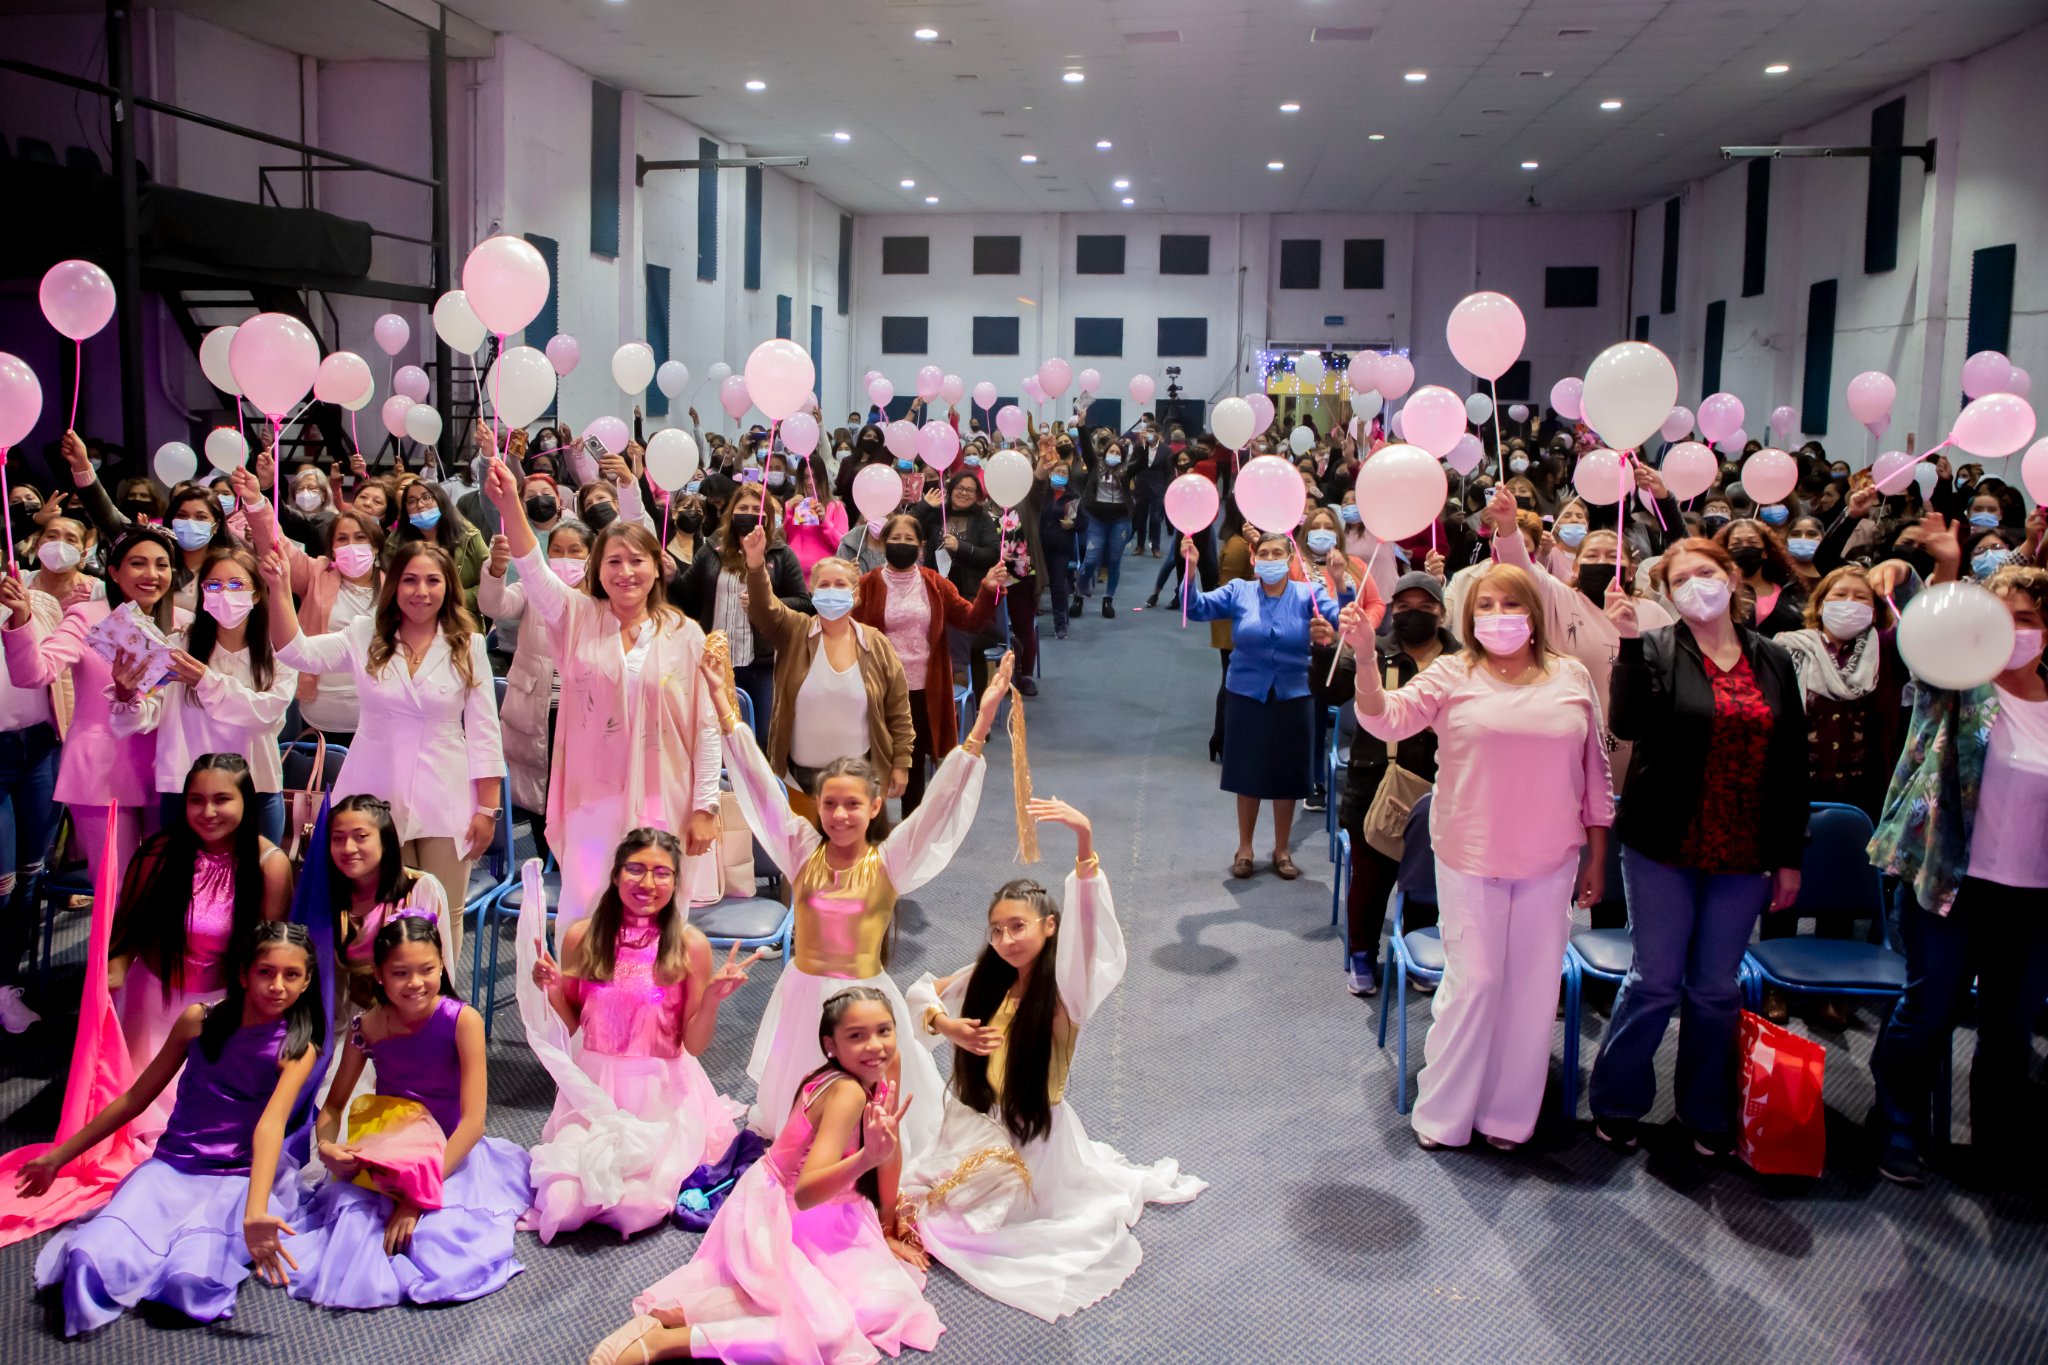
[1456,563,1554,673]
[809,555,860,590]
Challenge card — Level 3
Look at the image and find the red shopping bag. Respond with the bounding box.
[1736,1010,1827,1177]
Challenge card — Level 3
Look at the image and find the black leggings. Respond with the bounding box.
[901,689,936,813]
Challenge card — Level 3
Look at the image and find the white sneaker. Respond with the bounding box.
[0,985,39,1033]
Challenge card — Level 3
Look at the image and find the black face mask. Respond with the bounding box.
[883,541,921,571]
[673,510,703,535]
[584,502,617,532]
[1700,514,1730,534]
[1575,564,1616,602]
[524,494,558,523]
[1728,545,1765,575]
[728,513,761,539]
[1515,497,1535,511]
[1390,609,1439,645]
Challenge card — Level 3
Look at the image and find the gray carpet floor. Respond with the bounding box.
[3,579,2045,1364]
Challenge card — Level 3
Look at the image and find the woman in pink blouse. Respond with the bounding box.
[1344,562,1612,1152]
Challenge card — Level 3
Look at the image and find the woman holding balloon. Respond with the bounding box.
[1712,519,1805,637]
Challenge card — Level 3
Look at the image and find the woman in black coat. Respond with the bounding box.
[668,478,811,733]
[933,469,1004,698]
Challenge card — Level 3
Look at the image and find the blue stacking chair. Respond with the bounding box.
[1375,797,1443,1113]
[36,812,95,984]
[1739,803,1905,1015]
[480,848,556,1039]
[694,894,795,961]
[735,688,755,734]
[465,775,517,992]
[1561,834,1630,1116]
[1332,828,1352,937]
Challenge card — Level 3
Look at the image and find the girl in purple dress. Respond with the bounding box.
[289,915,530,1308]
[20,921,324,1336]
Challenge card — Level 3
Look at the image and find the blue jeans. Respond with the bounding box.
[1589,845,1769,1133]
[1871,878,2048,1160]
[1078,516,1131,600]
[161,789,285,848]
[0,723,60,985]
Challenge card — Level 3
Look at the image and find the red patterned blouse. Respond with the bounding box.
[1675,652,1774,874]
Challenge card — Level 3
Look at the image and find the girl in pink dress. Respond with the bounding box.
[109,754,293,1147]
[589,987,940,1365]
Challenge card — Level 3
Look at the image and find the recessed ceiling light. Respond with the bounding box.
[831,131,851,142]
[1521,160,1539,169]
[744,79,766,92]
[913,27,938,40]
[1404,71,1427,83]
[1267,161,1285,170]
[925,195,939,204]
[1113,178,1130,189]
[1096,139,1112,150]
[1121,197,1134,206]
[900,178,916,189]
[1279,101,1301,113]
[1020,153,1038,163]
[1063,70,1084,84]
[1600,99,1622,110]
[1764,63,1790,75]
[1368,133,1386,141]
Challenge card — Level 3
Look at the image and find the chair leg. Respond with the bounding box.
[1395,970,1412,1114]
[483,896,503,1040]
[1561,963,1581,1121]
[1376,946,1393,1048]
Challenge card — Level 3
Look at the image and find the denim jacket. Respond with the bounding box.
[1867,679,2000,914]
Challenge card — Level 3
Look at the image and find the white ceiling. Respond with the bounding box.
[246,0,2048,213]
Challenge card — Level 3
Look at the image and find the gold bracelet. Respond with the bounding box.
[1075,852,1101,877]
[922,1005,944,1035]
[961,736,985,757]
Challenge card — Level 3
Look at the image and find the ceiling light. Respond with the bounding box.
[1368,133,1386,141]
[1521,160,1539,169]
[1096,139,1112,150]
[900,178,916,188]
[1764,63,1790,75]
[1121,197,1134,206]
[831,131,851,142]
[1112,178,1130,189]
[925,196,939,204]
[744,79,766,92]
[1279,101,1301,113]
[1267,161,1285,170]
[1063,70,1084,84]
[1600,99,1622,110]
[913,27,938,41]
[1404,71,1427,83]
[1020,154,1038,163]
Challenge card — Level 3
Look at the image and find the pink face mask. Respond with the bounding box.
[549,557,587,587]
[332,543,376,579]
[203,588,255,629]
[1472,612,1533,656]
[2008,627,2045,671]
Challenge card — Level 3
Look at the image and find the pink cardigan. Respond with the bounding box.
[1358,653,1614,879]
[4,600,169,808]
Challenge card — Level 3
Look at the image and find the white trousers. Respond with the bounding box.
[1413,856,1577,1147]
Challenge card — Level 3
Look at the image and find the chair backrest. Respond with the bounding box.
[493,674,508,710]
[63,144,102,174]
[18,136,57,164]
[736,687,755,733]
[1793,802,1883,922]
[1396,792,1437,907]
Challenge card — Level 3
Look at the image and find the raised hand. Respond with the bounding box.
[488,533,511,577]
[257,550,288,591]
[244,1213,299,1287]
[1424,549,1446,581]
[482,453,520,517]
[255,447,276,488]
[1337,597,1374,650]
[980,651,1016,713]
[530,938,562,992]
[706,941,768,1002]
[860,1085,911,1169]
[32,491,68,528]
[229,465,262,509]
[1603,576,1639,638]
[741,523,767,571]
[1487,484,1518,536]
[349,451,368,481]
[1846,483,1879,518]
[986,563,1013,590]
[0,575,31,630]
[1309,614,1336,648]
[1634,463,1667,501]
[59,430,93,480]
[1917,511,1962,570]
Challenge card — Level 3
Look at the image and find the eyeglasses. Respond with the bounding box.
[201,578,252,594]
[620,863,677,884]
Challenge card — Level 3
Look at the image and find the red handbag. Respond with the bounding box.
[1736,1009,1827,1177]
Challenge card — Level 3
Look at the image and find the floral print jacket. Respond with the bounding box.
[1867,679,2001,914]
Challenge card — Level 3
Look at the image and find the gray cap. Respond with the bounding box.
[1389,570,1445,604]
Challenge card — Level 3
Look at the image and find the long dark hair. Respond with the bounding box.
[369,914,461,1003]
[105,524,179,632]
[327,794,419,955]
[112,754,269,995]
[184,546,276,690]
[951,879,1061,1146]
[566,828,691,985]
[797,985,893,1207]
[198,921,324,1064]
[392,477,470,555]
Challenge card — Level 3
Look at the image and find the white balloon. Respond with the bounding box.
[645,428,700,491]
[705,361,733,389]
[1288,425,1315,456]
[983,450,1035,509]
[1580,342,1678,451]
[153,441,198,485]
[199,326,241,395]
[484,346,557,428]
[1352,390,1383,423]
[431,290,487,354]
[1896,581,2017,690]
[1295,353,1326,389]
[612,342,657,395]
[403,403,444,446]
[204,427,248,472]
[656,360,690,399]
[340,370,377,412]
[1212,397,1255,450]
[1465,392,1494,426]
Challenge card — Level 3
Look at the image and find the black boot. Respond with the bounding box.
[1069,594,1084,617]
[1101,597,1115,618]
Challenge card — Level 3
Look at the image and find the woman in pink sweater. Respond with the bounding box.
[779,453,847,578]
[1344,562,1612,1152]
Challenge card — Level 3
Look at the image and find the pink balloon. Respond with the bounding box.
[915,364,944,400]
[1389,411,1405,440]
[781,412,821,457]
[863,370,883,388]
[719,373,753,421]
[851,463,902,525]
[1129,373,1156,406]
[1248,392,1276,436]
[1375,355,1415,401]
[314,351,372,407]
[0,353,44,449]
[1507,403,1531,424]
[1355,444,1448,540]
[1445,433,1485,476]
[939,373,966,406]
[1660,406,1695,442]
[461,235,551,335]
[1697,392,1744,443]
[2020,437,2048,505]
[918,420,960,471]
[545,334,581,377]
[1950,392,2036,459]
[393,365,430,403]
[2006,366,2032,400]
[1550,377,1585,422]
[972,381,998,411]
[1844,371,1894,425]
[1741,448,1798,505]
[1347,352,1380,394]
[1234,455,1308,534]
[1076,368,1102,396]
[585,415,630,454]
[1573,449,1635,507]
[1162,473,1220,535]
[1871,449,1917,494]
[1719,427,1749,454]
[1037,357,1073,399]
[228,312,320,417]
[1022,375,1047,405]
[1661,442,1718,500]
[1960,349,2012,400]
[373,314,409,357]
[867,375,895,409]
[1445,291,1526,381]
[745,338,816,421]
[38,260,116,341]
[995,405,1026,440]
[1769,405,1798,437]
[381,394,415,439]
[1400,386,1469,459]
[884,420,920,461]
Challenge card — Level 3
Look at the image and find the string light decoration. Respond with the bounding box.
[1255,347,1410,396]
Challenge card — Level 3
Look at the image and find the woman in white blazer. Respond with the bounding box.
[477,519,589,821]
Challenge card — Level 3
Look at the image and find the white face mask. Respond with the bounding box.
[294,489,326,512]
[37,541,81,573]
[1672,575,1733,623]
[1819,599,1874,641]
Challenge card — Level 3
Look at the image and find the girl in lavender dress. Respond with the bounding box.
[20,922,324,1336]
[108,753,293,1147]
[287,916,530,1308]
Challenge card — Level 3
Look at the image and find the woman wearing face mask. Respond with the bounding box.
[113,478,164,529]
[1069,431,1141,619]
[246,476,386,750]
[1588,539,1808,1157]
[1545,502,1590,580]
[780,452,848,578]
[1963,525,2019,581]
[832,423,891,507]
[480,520,590,823]
[1343,563,1611,1150]
[30,518,103,607]
[278,466,338,551]
[108,544,296,847]
[1867,546,2048,1189]
[1696,498,1734,540]
[1183,530,1363,881]
[1714,518,1804,637]
[395,479,488,618]
[1041,450,1081,640]
[160,482,234,613]
[1782,514,1827,591]
[670,484,810,739]
[934,472,1006,698]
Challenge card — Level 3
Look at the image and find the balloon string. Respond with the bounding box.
[272,416,282,506]
[68,340,82,433]
[1180,555,1189,629]
[1624,449,1667,532]
[350,409,360,462]
[1325,542,1382,687]
[1489,377,1502,483]
[1,449,12,571]
[490,333,504,464]
[1873,437,1956,494]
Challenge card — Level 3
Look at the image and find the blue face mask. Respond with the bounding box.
[1508,456,1529,474]
[965,455,982,467]
[1787,536,1820,561]
[1049,473,1069,489]
[1253,558,1290,584]
[1338,504,1361,524]
[1556,523,1587,548]
[811,586,856,619]
[217,493,236,516]
[1759,504,1790,526]
[896,459,915,473]
[1972,549,2011,579]
[1105,453,1122,468]
[684,479,702,495]
[1968,511,1998,530]
[409,507,442,530]
[1305,529,1338,554]
[172,518,213,551]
